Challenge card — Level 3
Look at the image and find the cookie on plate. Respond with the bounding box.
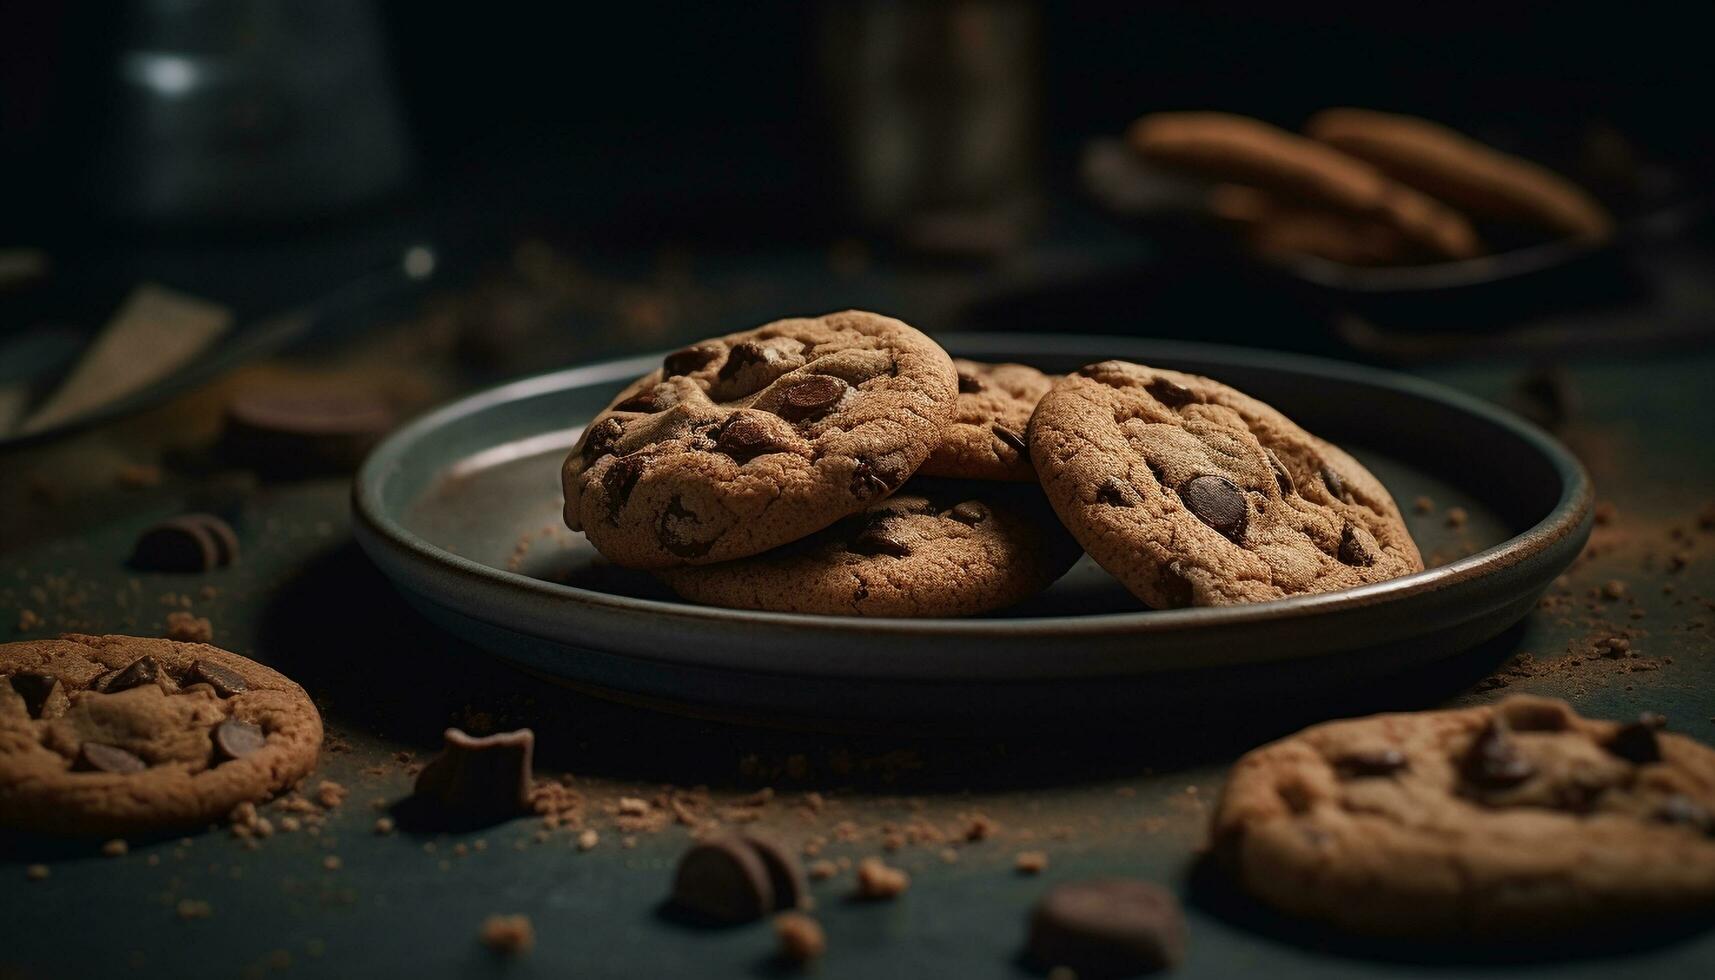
[1210,184,1411,267]
[656,482,1081,617]
[562,311,958,569]
[1306,108,1612,242]
[918,360,1054,482]
[1028,361,1422,607]
[0,634,323,836]
[1211,696,1715,937]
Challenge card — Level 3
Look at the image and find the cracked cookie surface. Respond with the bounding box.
[919,360,1054,482]
[1211,696,1715,937]
[562,311,958,568]
[655,482,1081,617]
[1027,361,1421,607]
[1,634,323,836]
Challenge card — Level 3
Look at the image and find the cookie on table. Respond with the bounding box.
[1210,184,1411,267]
[0,634,322,836]
[562,311,958,569]
[1128,111,1482,260]
[1028,361,1422,607]
[1211,695,1715,937]
[1306,108,1613,242]
[918,360,1054,482]
[656,482,1081,617]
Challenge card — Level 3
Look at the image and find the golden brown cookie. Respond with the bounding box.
[1306,108,1613,242]
[1027,361,1422,607]
[1212,696,1715,937]
[562,311,958,569]
[1129,111,1482,260]
[656,482,1081,617]
[919,360,1054,482]
[0,634,322,836]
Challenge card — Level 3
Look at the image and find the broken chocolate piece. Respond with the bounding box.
[76,742,147,774]
[1320,464,1349,502]
[1462,718,1535,788]
[671,836,777,924]
[412,727,534,826]
[948,502,988,525]
[777,375,848,422]
[8,673,62,719]
[743,834,808,913]
[1027,879,1187,976]
[957,370,986,394]
[991,424,1028,453]
[104,656,163,694]
[187,660,248,697]
[716,415,783,461]
[213,719,266,763]
[1145,377,1198,408]
[582,417,625,459]
[131,519,219,573]
[1337,524,1375,567]
[1607,715,1666,765]
[1182,475,1247,543]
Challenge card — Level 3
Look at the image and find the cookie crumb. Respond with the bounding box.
[855,857,910,900]
[1015,851,1049,875]
[25,864,49,881]
[1602,579,1628,600]
[1445,507,1469,528]
[373,817,395,835]
[176,899,212,920]
[478,915,535,956]
[807,859,839,880]
[315,780,349,809]
[16,609,42,631]
[322,855,342,871]
[964,813,999,841]
[940,848,959,864]
[164,611,213,643]
[774,912,826,965]
[578,829,599,851]
[1413,496,1434,514]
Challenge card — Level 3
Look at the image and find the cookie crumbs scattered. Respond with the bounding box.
[1413,496,1434,514]
[16,609,41,630]
[807,859,839,881]
[176,899,212,920]
[855,857,910,900]
[25,864,49,881]
[774,912,826,965]
[164,611,213,643]
[1445,507,1469,528]
[374,817,395,835]
[315,780,349,809]
[479,915,535,956]
[578,829,599,851]
[1015,851,1049,875]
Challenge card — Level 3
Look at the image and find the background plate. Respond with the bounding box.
[352,334,1591,728]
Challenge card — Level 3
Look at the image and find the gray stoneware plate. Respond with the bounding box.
[352,334,1591,729]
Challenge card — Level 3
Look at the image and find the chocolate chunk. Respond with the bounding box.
[956,370,986,394]
[191,515,240,567]
[658,496,715,559]
[582,417,625,460]
[1027,879,1187,976]
[850,522,911,558]
[991,424,1028,453]
[671,836,776,924]
[1337,524,1375,567]
[716,415,782,461]
[413,728,535,826]
[1334,748,1408,777]
[777,375,848,422]
[1655,795,1715,835]
[1607,716,1665,764]
[1462,718,1535,788]
[76,742,147,773]
[222,387,396,475]
[8,673,62,719]
[1182,475,1247,543]
[663,344,722,378]
[1096,478,1140,508]
[1264,448,1295,495]
[131,518,219,573]
[1145,377,1198,408]
[601,454,649,519]
[104,656,163,694]
[1320,464,1350,502]
[612,391,657,413]
[188,660,248,697]
[717,341,772,380]
[849,458,894,499]
[948,502,988,525]
[743,835,807,913]
[213,719,266,763]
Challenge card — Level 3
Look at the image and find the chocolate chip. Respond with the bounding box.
[1182,475,1247,543]
[213,719,266,763]
[851,522,911,558]
[1145,377,1198,408]
[991,424,1027,453]
[663,344,721,377]
[188,660,248,697]
[1096,478,1140,508]
[8,673,61,718]
[1027,879,1187,976]
[413,728,535,826]
[1462,718,1535,788]
[612,391,657,413]
[104,656,163,694]
[1337,524,1375,567]
[742,835,807,913]
[717,341,772,380]
[671,836,776,924]
[582,417,625,459]
[1320,464,1350,502]
[716,415,782,461]
[1655,795,1715,835]
[849,458,894,499]
[1607,715,1665,764]
[948,502,988,525]
[1264,448,1295,495]
[777,375,848,422]
[76,742,147,773]
[957,370,986,394]
[131,518,220,573]
[1334,748,1408,777]
[601,454,649,520]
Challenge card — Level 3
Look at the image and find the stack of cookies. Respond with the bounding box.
[561,310,1424,616]
[1129,109,1613,267]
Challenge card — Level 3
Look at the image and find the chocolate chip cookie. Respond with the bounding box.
[656,482,1081,617]
[1028,361,1422,607]
[562,311,959,568]
[1211,696,1715,937]
[1306,108,1613,242]
[918,360,1053,482]
[1,634,323,836]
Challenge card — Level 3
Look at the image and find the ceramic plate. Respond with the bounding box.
[352,334,1591,727]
